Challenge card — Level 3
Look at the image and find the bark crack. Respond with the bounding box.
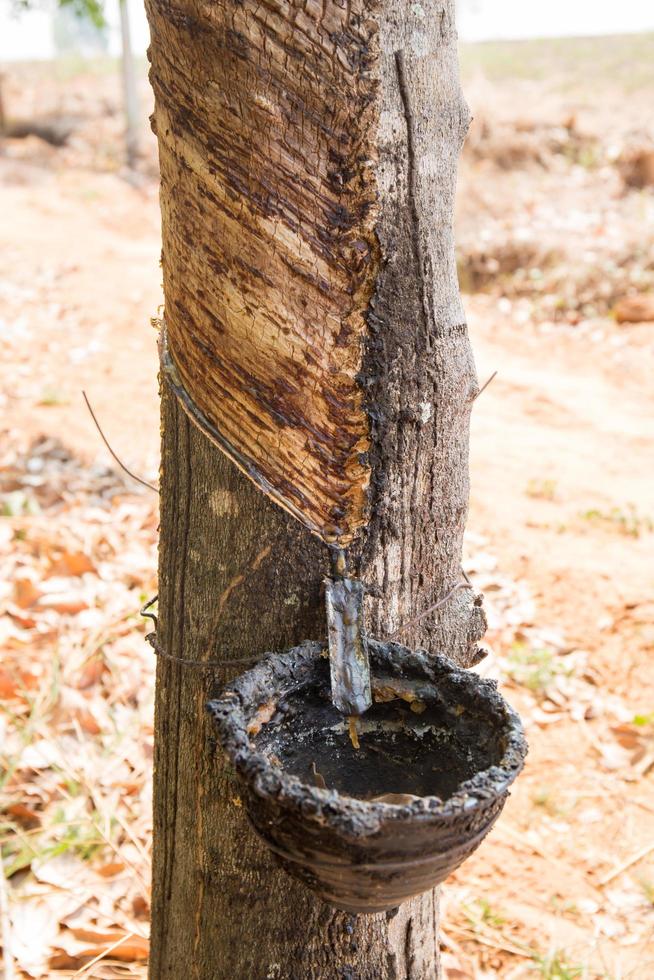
[394,49,432,348]
[168,411,192,901]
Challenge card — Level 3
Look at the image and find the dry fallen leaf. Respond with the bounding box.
[49,934,149,969]
[13,576,43,608]
[132,895,150,920]
[6,801,42,829]
[614,293,654,324]
[0,667,21,699]
[97,862,127,878]
[73,707,102,736]
[31,852,105,897]
[0,667,39,700]
[6,605,38,628]
[10,901,61,977]
[8,890,87,978]
[48,550,96,577]
[76,655,107,689]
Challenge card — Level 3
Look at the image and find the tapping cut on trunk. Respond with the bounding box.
[147,0,491,974]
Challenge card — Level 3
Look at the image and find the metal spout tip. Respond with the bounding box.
[325,577,372,717]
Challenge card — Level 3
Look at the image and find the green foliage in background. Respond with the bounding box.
[11,0,106,29]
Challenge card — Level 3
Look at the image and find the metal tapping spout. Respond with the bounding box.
[324,572,372,718]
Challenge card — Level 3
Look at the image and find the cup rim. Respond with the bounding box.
[208,638,528,838]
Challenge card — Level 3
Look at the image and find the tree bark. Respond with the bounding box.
[152,389,441,978]
[147,0,484,976]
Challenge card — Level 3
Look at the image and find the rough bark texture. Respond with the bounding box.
[152,389,440,978]
[353,1,486,664]
[148,0,485,976]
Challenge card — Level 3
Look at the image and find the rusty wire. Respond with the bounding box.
[383,581,474,641]
[82,390,158,493]
[141,597,268,668]
[140,577,479,671]
[472,369,498,402]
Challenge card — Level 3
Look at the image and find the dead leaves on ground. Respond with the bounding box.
[458,535,654,979]
[1,433,156,978]
[1,452,652,979]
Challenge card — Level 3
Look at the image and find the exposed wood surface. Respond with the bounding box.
[150,0,379,544]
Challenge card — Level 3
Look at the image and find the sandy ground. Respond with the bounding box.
[1,37,653,979]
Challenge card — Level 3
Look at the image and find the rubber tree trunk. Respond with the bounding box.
[146,0,485,976]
